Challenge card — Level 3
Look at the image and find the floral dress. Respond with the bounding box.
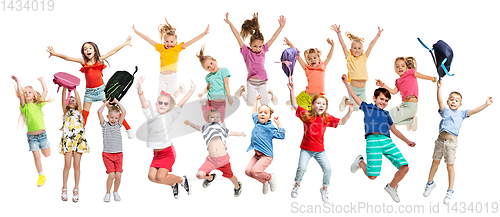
[59,109,89,154]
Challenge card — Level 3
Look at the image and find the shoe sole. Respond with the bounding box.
[384,187,400,203]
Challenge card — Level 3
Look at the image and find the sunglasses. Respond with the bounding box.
[157,100,170,106]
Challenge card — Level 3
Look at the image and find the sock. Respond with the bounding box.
[387,184,395,190]
[119,113,131,130]
[447,188,454,193]
[82,110,90,126]
[180,176,185,186]
[428,181,434,185]
[38,172,44,176]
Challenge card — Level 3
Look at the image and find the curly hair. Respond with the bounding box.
[345,32,365,44]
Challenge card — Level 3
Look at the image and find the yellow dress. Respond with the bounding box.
[59,109,89,154]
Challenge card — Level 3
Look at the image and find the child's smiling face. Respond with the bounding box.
[373,93,390,110]
[394,59,408,76]
[24,87,35,101]
[350,42,363,57]
[67,97,77,110]
[156,95,172,114]
[202,58,219,73]
[307,52,320,67]
[83,43,95,60]
[250,40,264,53]
[107,111,120,126]
[163,35,178,49]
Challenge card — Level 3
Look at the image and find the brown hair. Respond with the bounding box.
[345,32,364,44]
[301,95,330,124]
[196,45,217,67]
[374,88,391,100]
[449,91,462,100]
[158,18,177,40]
[304,48,322,63]
[240,13,264,43]
[108,105,121,114]
[81,42,109,73]
[394,56,417,70]
[258,104,274,116]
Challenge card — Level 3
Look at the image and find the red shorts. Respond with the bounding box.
[102,152,123,173]
[150,146,176,171]
[198,154,233,178]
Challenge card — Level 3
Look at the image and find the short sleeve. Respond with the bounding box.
[462,110,469,119]
[387,112,394,126]
[438,107,448,117]
[262,43,269,53]
[359,101,367,112]
[155,43,164,52]
[240,44,249,57]
[327,115,340,128]
[173,42,185,52]
[220,67,231,79]
[252,112,259,124]
[295,106,306,120]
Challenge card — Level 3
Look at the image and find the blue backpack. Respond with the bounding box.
[279,48,299,83]
[417,38,454,81]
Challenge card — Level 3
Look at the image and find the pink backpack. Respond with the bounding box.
[53,72,80,104]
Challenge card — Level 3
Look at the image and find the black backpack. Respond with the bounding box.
[105,66,138,103]
[418,38,454,81]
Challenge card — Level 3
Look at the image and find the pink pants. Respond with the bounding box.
[245,150,273,183]
[202,99,226,123]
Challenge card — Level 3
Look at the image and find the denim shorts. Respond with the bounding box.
[84,85,106,102]
[27,131,50,151]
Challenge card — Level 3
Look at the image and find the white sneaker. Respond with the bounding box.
[339,96,349,112]
[291,183,300,198]
[443,190,454,205]
[268,89,278,105]
[263,182,269,194]
[268,173,277,192]
[126,129,135,139]
[235,85,245,98]
[406,124,411,131]
[286,100,291,106]
[423,181,436,197]
[103,193,111,202]
[384,184,400,203]
[320,188,329,203]
[410,116,418,131]
[351,155,363,173]
[113,192,121,201]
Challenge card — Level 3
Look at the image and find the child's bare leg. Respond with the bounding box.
[157,168,182,186]
[389,165,409,188]
[359,161,377,180]
[196,171,213,180]
[106,172,115,193]
[73,152,82,190]
[447,164,455,189]
[229,176,240,189]
[148,168,159,183]
[32,150,42,173]
[62,152,72,190]
[41,147,51,157]
[113,172,122,192]
[427,160,441,182]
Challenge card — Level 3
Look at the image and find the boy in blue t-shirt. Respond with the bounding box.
[423,80,493,205]
[342,74,415,203]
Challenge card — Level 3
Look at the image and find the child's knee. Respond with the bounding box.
[196,172,207,179]
[368,176,377,180]
[399,165,409,174]
[108,172,116,179]
[148,173,156,182]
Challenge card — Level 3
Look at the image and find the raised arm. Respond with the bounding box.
[437,80,445,112]
[467,97,493,117]
[132,25,156,47]
[375,79,398,95]
[415,71,437,82]
[136,76,148,109]
[338,103,354,125]
[62,87,68,114]
[12,75,25,107]
[342,74,363,106]
[224,13,245,48]
[266,15,286,48]
[283,37,306,70]
[112,98,126,125]
[331,24,349,58]
[74,89,83,112]
[184,120,201,132]
[177,80,196,108]
[323,38,335,67]
[229,131,246,137]
[37,77,48,100]
[100,36,132,61]
[287,83,298,110]
[97,100,109,126]
[364,26,383,58]
[224,77,233,106]
[182,25,210,49]
[252,94,262,113]
[391,124,416,147]
[46,46,85,65]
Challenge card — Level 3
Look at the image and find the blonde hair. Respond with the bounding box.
[15,85,53,129]
[240,13,264,43]
[196,45,217,67]
[394,56,417,70]
[206,109,222,123]
[108,105,121,114]
[157,92,177,113]
[345,32,364,44]
[158,18,177,40]
[301,95,330,124]
[258,104,274,116]
[304,48,322,63]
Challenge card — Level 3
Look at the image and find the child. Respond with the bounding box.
[342,74,415,203]
[288,82,353,203]
[132,19,209,97]
[46,37,135,138]
[12,75,52,187]
[283,37,335,110]
[60,88,88,203]
[98,98,127,202]
[423,80,493,205]
[225,12,284,106]
[184,109,246,197]
[331,24,383,111]
[246,94,285,194]
[375,57,436,131]
[196,45,233,123]
[136,76,195,199]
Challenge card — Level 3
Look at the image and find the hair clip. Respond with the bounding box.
[160,90,171,97]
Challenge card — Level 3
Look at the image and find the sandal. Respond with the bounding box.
[72,189,79,203]
[61,189,68,201]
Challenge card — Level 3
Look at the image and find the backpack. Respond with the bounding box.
[104,66,138,104]
[53,72,80,105]
[417,38,454,81]
[279,48,299,83]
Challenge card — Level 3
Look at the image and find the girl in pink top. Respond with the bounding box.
[376,57,436,131]
[225,13,285,106]
[283,37,335,110]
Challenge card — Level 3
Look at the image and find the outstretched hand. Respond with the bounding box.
[125,36,132,47]
[341,74,349,84]
[224,13,231,24]
[331,24,341,33]
[327,38,334,46]
[136,76,145,92]
[278,15,286,27]
[11,75,18,82]
[46,46,55,58]
[486,97,494,105]
[377,26,384,35]
[287,82,294,91]
[375,79,384,87]
[407,141,416,147]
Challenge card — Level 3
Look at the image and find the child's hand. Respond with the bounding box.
[132,24,137,31]
[224,13,231,24]
[136,76,145,92]
[256,94,262,100]
[377,26,384,35]
[331,24,341,33]
[273,116,281,124]
[407,141,416,147]
[241,132,246,137]
[46,46,55,58]
[327,38,334,46]
[287,82,294,91]
[125,36,132,46]
[228,96,234,106]
[436,79,442,88]
[348,103,354,112]
[111,98,119,104]
[37,77,44,82]
[486,96,493,105]
[203,25,210,35]
[198,93,203,98]
[341,74,348,84]
[11,75,18,82]
[283,37,293,47]
[375,79,384,87]
[278,15,286,27]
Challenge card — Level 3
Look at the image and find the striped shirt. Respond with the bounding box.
[102,122,122,153]
[201,122,229,146]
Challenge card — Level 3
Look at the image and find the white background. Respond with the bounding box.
[1,0,498,216]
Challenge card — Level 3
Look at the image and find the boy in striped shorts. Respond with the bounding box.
[342,74,415,203]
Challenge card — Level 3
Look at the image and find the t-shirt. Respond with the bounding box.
[240,43,269,81]
[201,122,230,146]
[80,61,106,88]
[155,42,185,72]
[205,67,231,100]
[143,105,182,149]
[360,102,393,138]
[396,68,418,101]
[248,112,286,157]
[346,53,368,82]
[305,61,326,94]
[296,106,340,152]
[102,121,122,153]
[20,99,46,132]
[438,107,469,138]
